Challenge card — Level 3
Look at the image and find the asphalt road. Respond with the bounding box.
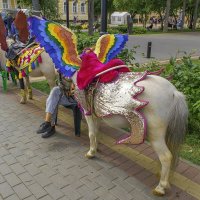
[127,32,200,63]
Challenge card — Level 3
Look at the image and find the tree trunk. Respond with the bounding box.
[158,12,164,30]
[192,0,200,30]
[163,0,171,32]
[88,0,94,35]
[32,0,41,11]
[181,0,187,30]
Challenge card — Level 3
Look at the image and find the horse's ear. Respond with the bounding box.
[14,11,29,43]
[0,15,8,51]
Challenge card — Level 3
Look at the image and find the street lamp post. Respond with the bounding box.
[100,0,107,35]
[66,0,69,28]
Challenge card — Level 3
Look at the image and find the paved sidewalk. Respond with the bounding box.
[0,86,164,200]
[0,82,200,200]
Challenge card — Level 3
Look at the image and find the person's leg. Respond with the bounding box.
[37,87,62,137]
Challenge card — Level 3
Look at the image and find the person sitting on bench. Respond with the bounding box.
[37,73,82,138]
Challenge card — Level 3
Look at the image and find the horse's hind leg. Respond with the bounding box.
[85,115,98,159]
[150,129,172,196]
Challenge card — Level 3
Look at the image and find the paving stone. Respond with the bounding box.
[0,163,12,175]
[80,176,101,190]
[61,185,82,200]
[49,174,69,189]
[23,196,37,200]
[18,172,35,186]
[37,195,54,200]
[24,163,40,176]
[16,155,31,166]
[0,182,14,199]
[40,165,57,177]
[10,163,26,175]
[4,194,20,200]
[2,154,18,166]
[130,188,156,200]
[34,173,52,187]
[77,185,98,200]
[4,173,22,187]
[0,174,5,184]
[44,184,64,200]
[109,185,133,200]
[13,183,32,199]
[28,183,47,199]
[94,186,117,200]
[30,156,46,168]
[94,174,116,190]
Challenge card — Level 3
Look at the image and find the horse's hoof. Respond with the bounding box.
[20,99,27,104]
[152,188,165,196]
[85,153,95,159]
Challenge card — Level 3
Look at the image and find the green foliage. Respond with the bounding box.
[70,24,82,33]
[118,46,139,65]
[133,27,147,34]
[108,25,128,34]
[76,33,100,53]
[31,80,50,94]
[17,0,59,20]
[169,54,200,136]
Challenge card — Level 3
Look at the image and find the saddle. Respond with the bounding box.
[6,37,36,60]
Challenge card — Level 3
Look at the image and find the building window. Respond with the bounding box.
[3,0,9,9]
[73,1,78,14]
[118,17,121,21]
[64,1,66,14]
[81,3,85,14]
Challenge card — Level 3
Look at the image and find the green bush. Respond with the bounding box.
[70,24,82,33]
[77,33,100,53]
[133,27,147,34]
[108,25,128,34]
[169,55,200,136]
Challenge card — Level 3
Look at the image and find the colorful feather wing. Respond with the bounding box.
[14,11,29,43]
[0,15,8,51]
[94,34,128,63]
[28,16,81,77]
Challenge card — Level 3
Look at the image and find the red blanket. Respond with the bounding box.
[77,51,130,90]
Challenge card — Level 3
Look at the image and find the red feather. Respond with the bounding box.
[14,11,29,43]
[0,15,8,51]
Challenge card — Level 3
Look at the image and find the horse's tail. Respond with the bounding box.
[166,90,188,169]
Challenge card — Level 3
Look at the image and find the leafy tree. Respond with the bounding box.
[17,0,58,20]
[32,0,41,11]
[88,0,94,35]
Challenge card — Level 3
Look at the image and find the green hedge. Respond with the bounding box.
[108,25,147,34]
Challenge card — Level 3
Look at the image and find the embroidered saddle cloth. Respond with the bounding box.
[7,44,44,71]
[75,71,149,145]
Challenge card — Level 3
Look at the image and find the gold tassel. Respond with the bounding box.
[6,60,11,67]
[19,72,22,79]
[28,65,32,72]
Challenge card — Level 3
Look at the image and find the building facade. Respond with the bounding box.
[0,0,17,11]
[58,0,88,21]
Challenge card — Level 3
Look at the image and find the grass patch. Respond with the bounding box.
[31,80,51,94]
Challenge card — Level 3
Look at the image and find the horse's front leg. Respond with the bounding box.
[18,77,27,104]
[85,115,98,159]
[25,76,33,99]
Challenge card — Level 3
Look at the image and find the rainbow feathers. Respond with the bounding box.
[94,34,128,64]
[28,16,81,77]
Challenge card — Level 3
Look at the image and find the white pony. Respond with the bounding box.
[72,71,188,196]
[29,16,188,196]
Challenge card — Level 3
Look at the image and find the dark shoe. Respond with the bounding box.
[41,126,55,138]
[37,122,51,134]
